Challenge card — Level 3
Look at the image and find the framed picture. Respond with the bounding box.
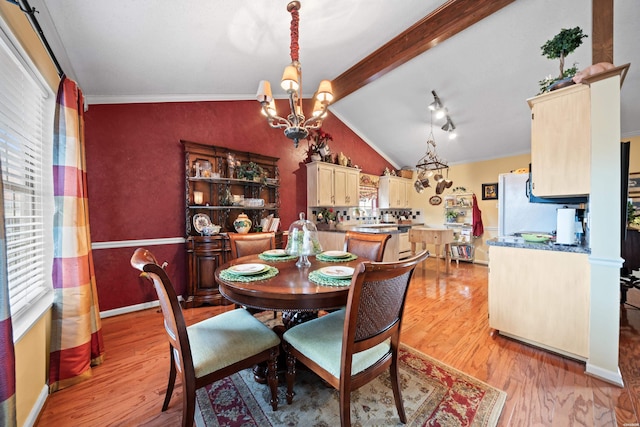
[629,172,640,196]
[482,183,498,200]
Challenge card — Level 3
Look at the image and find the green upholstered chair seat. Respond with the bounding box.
[188,309,280,378]
[283,310,390,378]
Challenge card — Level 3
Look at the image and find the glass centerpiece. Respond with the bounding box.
[285,212,323,268]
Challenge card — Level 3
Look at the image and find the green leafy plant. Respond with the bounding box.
[538,27,587,94]
[445,210,458,222]
[237,162,264,181]
[317,207,336,223]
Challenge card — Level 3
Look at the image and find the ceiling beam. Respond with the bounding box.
[592,0,613,64]
[330,0,515,103]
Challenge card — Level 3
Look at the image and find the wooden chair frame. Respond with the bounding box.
[228,231,276,259]
[343,230,391,262]
[131,248,280,427]
[283,250,429,427]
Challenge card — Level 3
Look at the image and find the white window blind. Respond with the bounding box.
[0,25,54,321]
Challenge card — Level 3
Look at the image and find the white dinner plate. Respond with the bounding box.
[227,263,269,275]
[318,266,354,280]
[321,250,350,258]
[263,249,288,257]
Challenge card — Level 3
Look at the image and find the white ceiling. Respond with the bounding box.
[30,0,639,169]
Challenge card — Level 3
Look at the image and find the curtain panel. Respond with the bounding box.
[0,166,16,427]
[49,77,104,392]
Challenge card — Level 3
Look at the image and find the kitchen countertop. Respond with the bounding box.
[487,236,590,254]
[317,223,424,234]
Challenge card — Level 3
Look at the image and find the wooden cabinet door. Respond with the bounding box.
[333,167,348,206]
[345,169,360,207]
[186,236,230,308]
[529,85,590,197]
[307,162,335,206]
[488,245,590,358]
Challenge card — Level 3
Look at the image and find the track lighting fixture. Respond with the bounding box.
[441,115,457,139]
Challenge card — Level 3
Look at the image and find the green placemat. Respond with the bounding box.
[316,253,358,262]
[308,270,351,287]
[258,253,297,262]
[220,266,279,282]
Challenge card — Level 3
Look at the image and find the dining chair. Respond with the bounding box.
[343,230,391,262]
[130,248,280,427]
[282,250,429,427]
[228,231,276,259]
[228,231,278,316]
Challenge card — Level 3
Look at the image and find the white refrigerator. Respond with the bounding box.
[498,173,576,236]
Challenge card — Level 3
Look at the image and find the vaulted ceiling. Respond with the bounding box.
[29,0,639,168]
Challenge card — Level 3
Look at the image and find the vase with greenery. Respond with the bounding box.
[538,26,587,94]
[236,162,264,182]
[305,129,333,163]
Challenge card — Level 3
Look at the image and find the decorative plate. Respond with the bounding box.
[227,263,269,275]
[321,250,350,258]
[521,233,552,243]
[263,249,287,257]
[429,195,442,205]
[318,266,354,279]
[192,213,212,233]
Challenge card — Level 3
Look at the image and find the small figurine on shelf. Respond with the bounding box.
[226,152,236,178]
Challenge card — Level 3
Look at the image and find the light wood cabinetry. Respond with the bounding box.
[182,140,280,307]
[488,245,590,358]
[379,175,412,208]
[443,193,474,263]
[527,85,591,197]
[306,161,360,207]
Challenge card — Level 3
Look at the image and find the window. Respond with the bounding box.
[0,21,55,340]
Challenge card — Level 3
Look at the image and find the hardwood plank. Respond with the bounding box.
[35,263,640,426]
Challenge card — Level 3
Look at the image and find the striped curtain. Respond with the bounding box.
[49,77,104,392]
[0,164,16,426]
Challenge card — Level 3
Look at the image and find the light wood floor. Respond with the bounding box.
[36,259,640,426]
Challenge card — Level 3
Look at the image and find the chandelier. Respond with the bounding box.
[256,1,334,148]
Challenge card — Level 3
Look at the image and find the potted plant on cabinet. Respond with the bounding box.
[538,26,588,94]
[305,129,333,163]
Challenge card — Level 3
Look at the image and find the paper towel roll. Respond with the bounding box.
[556,208,576,244]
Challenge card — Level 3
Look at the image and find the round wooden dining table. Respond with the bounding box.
[214,254,367,313]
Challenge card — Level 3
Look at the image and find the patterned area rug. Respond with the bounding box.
[195,344,506,426]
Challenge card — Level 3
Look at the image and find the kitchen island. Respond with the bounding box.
[487,237,591,360]
[316,223,423,262]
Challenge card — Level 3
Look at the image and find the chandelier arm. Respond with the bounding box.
[260,104,292,129]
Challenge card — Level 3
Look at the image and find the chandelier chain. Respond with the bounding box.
[289,8,300,62]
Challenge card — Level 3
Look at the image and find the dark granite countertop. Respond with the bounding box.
[487,236,590,254]
[317,223,424,235]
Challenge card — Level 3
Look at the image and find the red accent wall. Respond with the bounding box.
[84,100,393,311]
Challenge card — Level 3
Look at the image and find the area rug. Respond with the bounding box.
[194,344,506,426]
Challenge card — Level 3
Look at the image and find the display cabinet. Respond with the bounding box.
[182,140,280,307]
[443,193,474,263]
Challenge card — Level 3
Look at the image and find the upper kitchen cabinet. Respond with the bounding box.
[379,175,412,209]
[307,161,360,207]
[528,84,591,197]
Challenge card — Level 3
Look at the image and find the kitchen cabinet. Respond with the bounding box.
[379,175,412,209]
[488,245,590,359]
[182,140,280,307]
[307,161,360,207]
[443,193,474,263]
[527,84,590,197]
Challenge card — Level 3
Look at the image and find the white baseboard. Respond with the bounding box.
[585,362,625,387]
[100,296,186,319]
[24,385,48,427]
